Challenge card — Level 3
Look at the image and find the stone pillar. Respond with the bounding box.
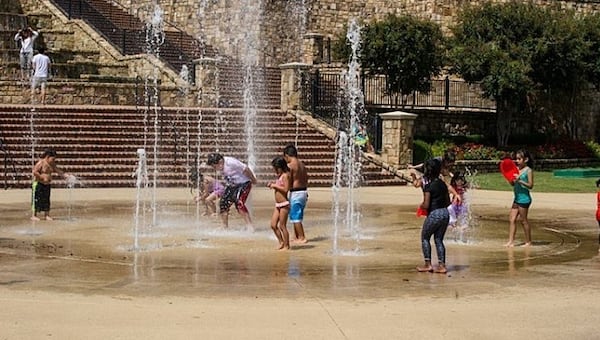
[193,57,219,107]
[302,32,324,65]
[379,111,418,167]
[279,62,311,111]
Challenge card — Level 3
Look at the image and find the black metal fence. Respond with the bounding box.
[301,70,496,123]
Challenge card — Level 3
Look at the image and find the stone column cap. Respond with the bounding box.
[193,57,219,64]
[379,111,418,120]
[279,62,311,70]
[304,32,325,39]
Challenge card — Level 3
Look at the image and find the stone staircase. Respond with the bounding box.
[0,105,406,189]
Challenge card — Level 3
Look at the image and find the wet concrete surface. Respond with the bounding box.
[1,187,599,301]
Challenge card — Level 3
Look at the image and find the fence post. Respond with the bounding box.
[444,76,450,110]
[311,69,319,116]
[379,111,418,167]
[121,29,127,54]
[278,62,310,111]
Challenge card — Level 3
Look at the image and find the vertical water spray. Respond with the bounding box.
[144,3,165,226]
[134,148,149,250]
[238,0,263,170]
[332,19,364,254]
[291,0,308,148]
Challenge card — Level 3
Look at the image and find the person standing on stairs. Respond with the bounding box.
[31,47,51,105]
[14,26,39,82]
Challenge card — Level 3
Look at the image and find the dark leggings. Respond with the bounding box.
[421,208,450,264]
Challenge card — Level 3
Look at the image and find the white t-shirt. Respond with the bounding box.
[32,53,50,78]
[222,156,251,185]
[14,30,38,54]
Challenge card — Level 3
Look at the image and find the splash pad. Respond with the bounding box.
[0,186,594,300]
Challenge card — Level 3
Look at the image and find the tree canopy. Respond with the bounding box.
[449,2,600,145]
[333,14,445,105]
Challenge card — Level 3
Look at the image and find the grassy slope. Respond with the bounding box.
[472,172,598,193]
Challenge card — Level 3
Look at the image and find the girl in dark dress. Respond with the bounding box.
[416,158,451,273]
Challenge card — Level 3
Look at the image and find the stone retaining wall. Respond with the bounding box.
[111,0,600,66]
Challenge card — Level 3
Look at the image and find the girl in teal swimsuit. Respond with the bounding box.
[505,150,534,247]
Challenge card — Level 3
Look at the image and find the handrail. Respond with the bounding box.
[48,0,198,83]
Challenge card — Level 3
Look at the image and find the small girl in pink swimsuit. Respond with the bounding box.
[196,174,224,216]
[268,157,291,250]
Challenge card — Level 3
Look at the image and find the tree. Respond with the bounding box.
[449,2,545,147]
[449,2,600,145]
[332,14,445,106]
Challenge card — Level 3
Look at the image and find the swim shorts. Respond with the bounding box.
[289,190,308,223]
[32,181,51,212]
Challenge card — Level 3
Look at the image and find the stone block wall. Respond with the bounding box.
[110,0,600,68]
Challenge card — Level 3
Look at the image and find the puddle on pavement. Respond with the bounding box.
[0,198,598,299]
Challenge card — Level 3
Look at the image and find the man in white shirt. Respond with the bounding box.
[14,27,39,81]
[207,152,258,231]
[31,47,51,105]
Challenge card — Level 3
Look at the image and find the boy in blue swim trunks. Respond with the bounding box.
[283,144,308,244]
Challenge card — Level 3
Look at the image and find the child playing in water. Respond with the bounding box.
[31,149,69,221]
[409,150,456,189]
[416,158,451,274]
[268,157,291,250]
[195,174,224,216]
[448,171,469,230]
[505,149,534,247]
[596,178,600,252]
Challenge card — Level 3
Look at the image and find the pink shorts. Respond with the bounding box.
[275,201,290,208]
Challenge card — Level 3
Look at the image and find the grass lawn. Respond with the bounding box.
[473,171,598,193]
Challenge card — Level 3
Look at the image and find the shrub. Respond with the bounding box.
[585,140,600,159]
[534,138,593,159]
[430,139,456,158]
[413,139,433,165]
[457,143,504,160]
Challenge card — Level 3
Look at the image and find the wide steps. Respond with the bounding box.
[0,105,405,188]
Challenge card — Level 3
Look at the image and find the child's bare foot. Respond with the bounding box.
[434,265,447,274]
[278,245,290,251]
[521,242,531,247]
[504,241,514,248]
[30,216,40,221]
[246,225,255,233]
[45,216,53,221]
[201,212,208,216]
[292,238,308,244]
[416,265,433,272]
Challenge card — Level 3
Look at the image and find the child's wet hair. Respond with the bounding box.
[596,178,600,187]
[423,158,441,180]
[516,149,534,168]
[451,171,466,187]
[41,149,56,158]
[271,156,289,172]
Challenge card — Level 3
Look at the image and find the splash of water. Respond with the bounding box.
[144,2,165,227]
[332,19,365,255]
[239,0,262,171]
[447,166,478,244]
[133,148,150,250]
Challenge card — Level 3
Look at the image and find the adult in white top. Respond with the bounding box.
[14,27,39,80]
[207,152,258,231]
[31,47,51,104]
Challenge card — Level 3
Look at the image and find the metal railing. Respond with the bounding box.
[49,0,199,83]
[301,70,496,122]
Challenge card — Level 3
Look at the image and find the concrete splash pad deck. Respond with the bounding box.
[0,186,599,339]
